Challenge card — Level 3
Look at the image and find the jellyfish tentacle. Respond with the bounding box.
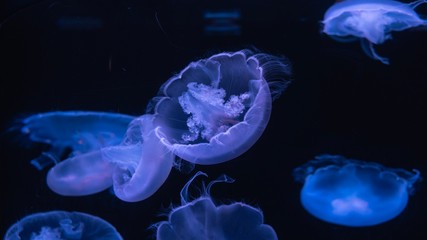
[206,174,235,195]
[409,0,427,9]
[180,171,208,204]
[360,39,390,64]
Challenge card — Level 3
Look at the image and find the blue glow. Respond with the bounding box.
[293,154,421,227]
[101,114,174,202]
[19,112,174,202]
[322,0,427,64]
[156,171,278,240]
[14,50,291,202]
[19,111,134,170]
[4,211,122,240]
[150,50,291,165]
[204,11,241,19]
[204,10,241,36]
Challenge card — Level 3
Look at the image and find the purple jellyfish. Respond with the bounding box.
[5,211,122,240]
[155,171,278,240]
[322,0,427,64]
[293,154,421,227]
[150,50,291,165]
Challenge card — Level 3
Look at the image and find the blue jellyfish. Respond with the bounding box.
[150,50,291,165]
[322,0,427,64]
[18,111,174,202]
[4,211,122,240]
[293,154,421,227]
[155,171,278,240]
[18,111,134,170]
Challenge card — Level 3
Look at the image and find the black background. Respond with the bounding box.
[1,0,427,239]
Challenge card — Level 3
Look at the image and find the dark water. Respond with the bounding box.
[1,0,427,239]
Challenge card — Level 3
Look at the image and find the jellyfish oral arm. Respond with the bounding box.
[360,39,390,65]
[178,82,251,142]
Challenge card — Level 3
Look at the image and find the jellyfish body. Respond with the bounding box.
[293,154,421,227]
[19,111,173,202]
[322,0,427,64]
[150,50,291,165]
[101,114,174,202]
[4,211,122,240]
[19,111,134,170]
[156,172,278,240]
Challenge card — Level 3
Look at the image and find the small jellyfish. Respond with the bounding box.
[155,171,278,240]
[150,50,291,165]
[293,154,421,227]
[17,111,174,202]
[4,211,122,240]
[18,111,134,170]
[322,0,427,64]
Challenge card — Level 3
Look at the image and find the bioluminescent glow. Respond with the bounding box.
[18,112,174,202]
[322,0,427,64]
[19,111,134,170]
[293,154,421,227]
[150,50,291,165]
[14,50,292,202]
[101,114,174,202]
[156,171,278,240]
[4,211,122,240]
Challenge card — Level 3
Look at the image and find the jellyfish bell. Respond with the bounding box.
[150,50,291,165]
[103,114,174,202]
[155,171,278,240]
[322,0,427,64]
[4,211,123,240]
[293,154,421,227]
[16,111,134,170]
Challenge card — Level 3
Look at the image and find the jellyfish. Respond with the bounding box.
[322,0,427,64]
[149,50,291,165]
[293,154,421,227]
[18,111,174,202]
[155,171,278,240]
[18,111,134,170]
[4,211,122,240]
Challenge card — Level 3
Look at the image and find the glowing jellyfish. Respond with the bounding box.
[322,0,427,64]
[155,171,278,240]
[293,154,421,227]
[4,211,122,240]
[100,114,174,202]
[150,50,291,165]
[18,111,174,202]
[18,111,134,170]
